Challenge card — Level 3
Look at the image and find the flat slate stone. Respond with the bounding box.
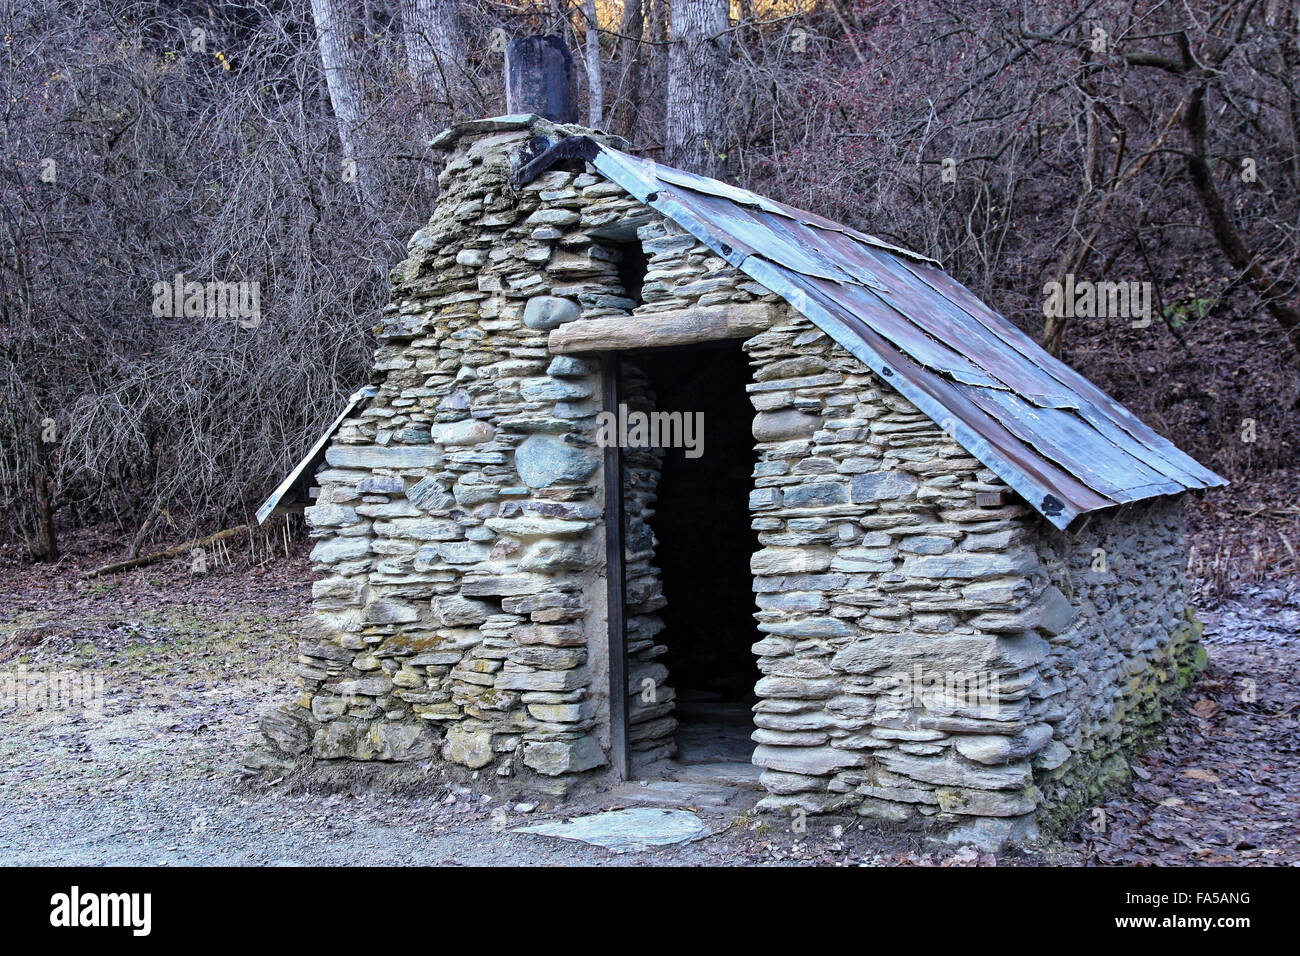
[666,761,765,790]
[783,481,849,508]
[325,444,442,469]
[609,781,741,808]
[513,807,711,854]
[850,470,919,502]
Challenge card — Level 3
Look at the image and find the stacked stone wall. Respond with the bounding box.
[742,314,1201,843]
[261,119,646,784]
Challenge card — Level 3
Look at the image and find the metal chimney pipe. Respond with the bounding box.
[504,35,577,124]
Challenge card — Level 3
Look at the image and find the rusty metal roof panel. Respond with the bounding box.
[966,389,1187,503]
[904,259,1227,490]
[807,276,1008,389]
[588,145,1226,529]
[753,257,1116,523]
[660,185,855,283]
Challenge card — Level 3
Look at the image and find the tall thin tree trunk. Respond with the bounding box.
[309,0,383,205]
[582,0,603,128]
[613,0,644,137]
[404,0,465,124]
[664,0,730,177]
[548,0,566,33]
[30,422,57,561]
[1281,4,1300,189]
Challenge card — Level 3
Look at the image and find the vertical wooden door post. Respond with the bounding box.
[601,353,630,780]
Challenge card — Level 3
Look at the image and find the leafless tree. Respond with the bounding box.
[309,0,387,206]
[404,0,468,127]
[582,0,604,127]
[610,0,645,137]
[665,0,730,175]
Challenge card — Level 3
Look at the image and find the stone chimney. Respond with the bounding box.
[504,34,577,123]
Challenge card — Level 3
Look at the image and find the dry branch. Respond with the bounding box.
[82,525,251,579]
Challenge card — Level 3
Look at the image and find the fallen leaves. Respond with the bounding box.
[1069,593,1300,866]
[1192,698,1220,719]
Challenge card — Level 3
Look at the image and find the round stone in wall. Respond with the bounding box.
[432,419,496,446]
[514,434,598,488]
[752,409,820,441]
[523,295,581,330]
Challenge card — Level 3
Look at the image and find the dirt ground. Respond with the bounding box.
[1,530,1296,867]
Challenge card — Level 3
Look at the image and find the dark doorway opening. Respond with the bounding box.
[635,343,761,771]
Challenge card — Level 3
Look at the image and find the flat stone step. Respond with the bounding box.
[667,761,765,790]
[610,780,742,808]
[514,807,713,854]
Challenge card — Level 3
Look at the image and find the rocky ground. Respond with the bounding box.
[0,531,1295,866]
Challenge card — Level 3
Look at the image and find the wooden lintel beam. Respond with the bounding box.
[547,302,777,354]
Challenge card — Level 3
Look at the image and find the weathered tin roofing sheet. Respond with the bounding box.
[256,386,379,524]
[588,144,1226,529]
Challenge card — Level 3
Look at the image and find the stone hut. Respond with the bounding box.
[253,112,1224,847]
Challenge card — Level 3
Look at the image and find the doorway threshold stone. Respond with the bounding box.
[665,760,765,790]
[609,780,745,808]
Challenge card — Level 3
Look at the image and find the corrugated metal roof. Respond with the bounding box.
[586,144,1225,529]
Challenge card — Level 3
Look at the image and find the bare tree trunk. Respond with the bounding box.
[547,0,567,33]
[1277,4,1300,189]
[309,0,383,205]
[645,0,669,150]
[665,0,730,176]
[403,0,465,126]
[612,0,644,137]
[1042,99,1181,355]
[1184,83,1300,359]
[582,0,603,128]
[32,460,57,562]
